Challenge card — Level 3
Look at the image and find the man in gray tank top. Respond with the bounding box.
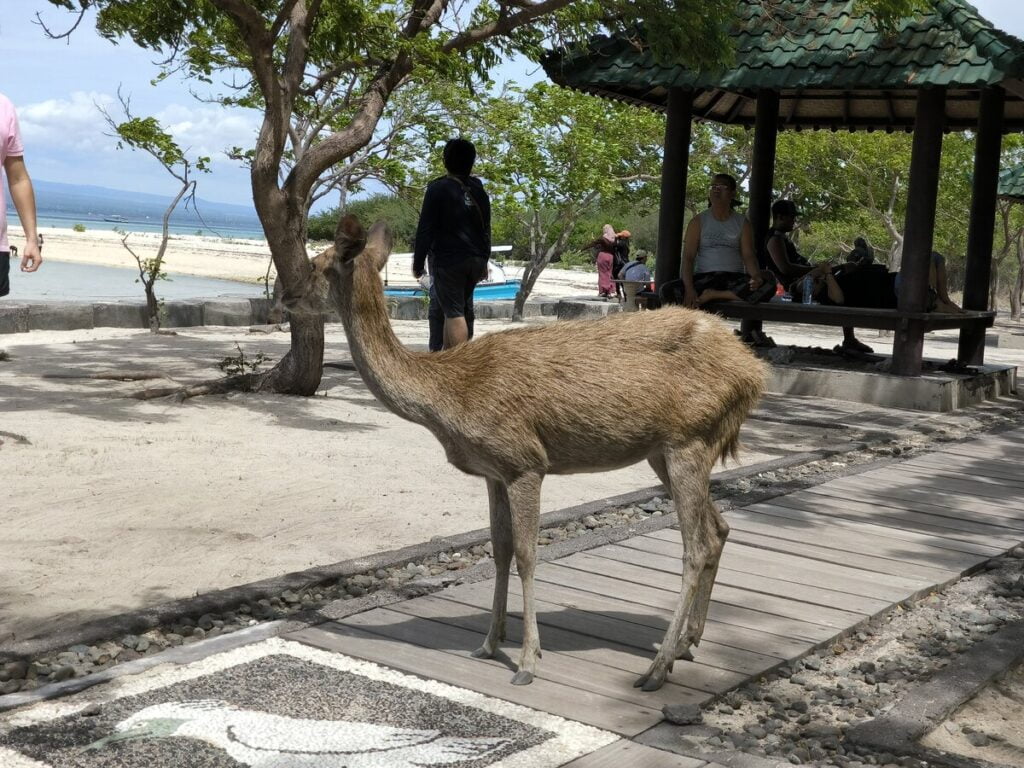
[669,173,775,308]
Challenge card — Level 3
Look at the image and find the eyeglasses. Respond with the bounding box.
[709,185,732,192]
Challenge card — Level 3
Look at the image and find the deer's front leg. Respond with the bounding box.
[473,478,513,660]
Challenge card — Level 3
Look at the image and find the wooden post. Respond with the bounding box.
[958,86,1004,364]
[655,89,693,290]
[741,90,780,339]
[892,87,945,377]
[749,90,780,261]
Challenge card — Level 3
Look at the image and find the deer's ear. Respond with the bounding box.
[335,214,366,262]
[366,220,394,272]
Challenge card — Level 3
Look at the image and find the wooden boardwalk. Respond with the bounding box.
[287,428,1024,762]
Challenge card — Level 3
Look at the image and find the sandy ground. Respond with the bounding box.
[9,224,602,298]
[921,661,1024,766]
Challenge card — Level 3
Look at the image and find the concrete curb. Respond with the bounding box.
[846,620,1024,757]
[0,296,575,333]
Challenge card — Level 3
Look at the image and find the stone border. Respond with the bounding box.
[845,620,1024,763]
[0,296,576,334]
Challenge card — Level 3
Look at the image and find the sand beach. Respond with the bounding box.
[7,224,602,299]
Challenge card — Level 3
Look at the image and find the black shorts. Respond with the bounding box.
[0,251,9,298]
[431,256,488,319]
[694,271,776,303]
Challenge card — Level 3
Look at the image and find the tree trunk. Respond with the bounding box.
[259,312,325,395]
[1011,269,1022,321]
[512,261,542,322]
[145,283,160,333]
[989,269,1000,312]
[1013,231,1024,321]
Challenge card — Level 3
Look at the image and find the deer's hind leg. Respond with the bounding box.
[507,471,543,686]
[635,443,726,691]
[473,478,513,660]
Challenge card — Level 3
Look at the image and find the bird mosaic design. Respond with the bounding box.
[86,699,513,767]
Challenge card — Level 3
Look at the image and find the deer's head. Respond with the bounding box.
[329,213,394,284]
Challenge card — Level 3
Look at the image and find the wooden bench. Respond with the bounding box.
[699,300,996,335]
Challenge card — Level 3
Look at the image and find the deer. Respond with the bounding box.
[298,214,767,691]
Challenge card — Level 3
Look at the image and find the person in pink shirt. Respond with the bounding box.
[1,92,40,298]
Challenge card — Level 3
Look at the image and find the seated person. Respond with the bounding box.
[766,200,876,353]
[618,252,660,309]
[661,173,776,311]
[893,251,963,313]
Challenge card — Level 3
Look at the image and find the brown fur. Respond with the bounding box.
[301,215,767,691]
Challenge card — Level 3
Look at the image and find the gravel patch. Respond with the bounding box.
[659,551,1024,767]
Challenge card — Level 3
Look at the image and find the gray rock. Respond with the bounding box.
[3,661,29,680]
[966,732,990,747]
[51,666,76,682]
[1,680,21,695]
[662,703,703,725]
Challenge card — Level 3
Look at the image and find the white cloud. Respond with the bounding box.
[17,92,260,171]
[17,91,116,152]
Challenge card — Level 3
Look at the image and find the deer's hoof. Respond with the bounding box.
[676,648,695,662]
[471,646,495,659]
[510,670,534,686]
[634,669,666,691]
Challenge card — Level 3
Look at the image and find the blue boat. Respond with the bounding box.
[384,279,522,301]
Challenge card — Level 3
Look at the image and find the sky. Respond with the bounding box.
[2,1,1023,209]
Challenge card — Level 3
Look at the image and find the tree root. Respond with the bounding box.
[0,430,31,445]
[43,371,170,381]
[128,371,270,401]
[323,360,358,371]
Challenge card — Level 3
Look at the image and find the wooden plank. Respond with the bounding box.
[824,473,1024,515]
[696,524,958,581]
[620,536,931,598]
[556,550,885,620]
[562,739,707,768]
[579,546,894,615]
[537,560,863,632]
[436,580,806,681]
[878,464,1024,497]
[803,483,1024,536]
[286,623,665,736]
[528,565,837,644]
[699,299,994,332]
[720,507,974,573]
[751,497,1009,557]
[910,453,1024,483]
[389,595,714,706]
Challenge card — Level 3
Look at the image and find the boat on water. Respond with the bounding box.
[103,214,128,223]
[384,278,522,301]
[381,248,520,302]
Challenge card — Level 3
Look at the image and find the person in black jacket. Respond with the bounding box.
[413,138,491,349]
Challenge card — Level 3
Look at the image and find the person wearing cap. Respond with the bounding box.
[767,198,877,355]
[765,199,814,281]
[618,251,661,309]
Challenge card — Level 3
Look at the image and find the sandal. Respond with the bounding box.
[841,338,874,354]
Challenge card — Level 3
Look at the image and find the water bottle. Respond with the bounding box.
[801,275,814,305]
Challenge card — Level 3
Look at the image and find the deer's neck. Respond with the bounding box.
[336,266,434,423]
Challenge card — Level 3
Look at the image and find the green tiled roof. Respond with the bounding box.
[999,166,1024,200]
[543,0,1024,131]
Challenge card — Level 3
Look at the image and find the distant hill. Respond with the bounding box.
[28,179,262,232]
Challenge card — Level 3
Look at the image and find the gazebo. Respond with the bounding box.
[543,0,1024,375]
[1000,166,1024,201]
